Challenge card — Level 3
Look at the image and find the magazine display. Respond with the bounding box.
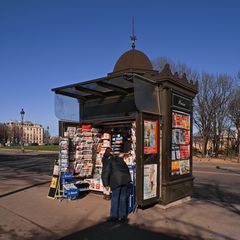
[52,123,137,199]
[171,111,190,176]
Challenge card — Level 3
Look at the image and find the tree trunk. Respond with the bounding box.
[213,135,220,158]
[202,136,208,156]
[237,129,240,163]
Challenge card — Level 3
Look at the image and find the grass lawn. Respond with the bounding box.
[0,145,59,152]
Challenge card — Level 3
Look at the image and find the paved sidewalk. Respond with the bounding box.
[0,150,240,240]
[0,182,240,240]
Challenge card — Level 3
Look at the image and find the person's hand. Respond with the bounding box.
[105,186,109,191]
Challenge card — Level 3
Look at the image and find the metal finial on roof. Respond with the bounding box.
[130,17,137,49]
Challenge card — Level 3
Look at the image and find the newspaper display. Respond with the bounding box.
[171,111,191,176]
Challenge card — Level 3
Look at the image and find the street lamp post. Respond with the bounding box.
[20,108,25,153]
[47,126,49,145]
[238,135,240,163]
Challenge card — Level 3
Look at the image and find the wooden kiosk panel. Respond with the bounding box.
[160,90,195,205]
[136,113,160,207]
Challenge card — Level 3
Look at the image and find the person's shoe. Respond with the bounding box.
[118,217,128,223]
[105,195,111,201]
[106,216,118,222]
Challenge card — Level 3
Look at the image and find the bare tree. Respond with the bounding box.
[153,57,214,155]
[0,124,5,144]
[0,124,9,145]
[210,74,233,157]
[152,57,199,82]
[153,57,236,157]
[228,86,240,157]
[43,127,50,145]
[193,73,216,155]
[7,124,21,145]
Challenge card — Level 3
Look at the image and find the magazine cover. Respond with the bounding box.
[180,160,190,174]
[172,146,180,160]
[143,164,157,200]
[144,120,158,154]
[172,112,182,128]
[172,129,185,145]
[172,129,179,144]
[171,161,180,176]
[172,146,176,160]
[172,111,190,129]
[182,115,190,129]
[180,145,190,159]
[183,130,190,144]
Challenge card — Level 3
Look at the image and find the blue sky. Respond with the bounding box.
[0,0,240,135]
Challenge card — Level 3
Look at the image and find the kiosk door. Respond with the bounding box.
[136,113,160,207]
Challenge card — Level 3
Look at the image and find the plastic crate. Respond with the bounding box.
[65,188,79,198]
[61,172,73,180]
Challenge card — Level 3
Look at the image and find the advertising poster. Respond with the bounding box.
[171,161,180,176]
[180,160,190,175]
[183,130,190,144]
[172,146,180,160]
[143,164,157,200]
[50,176,58,188]
[172,129,185,144]
[144,120,158,154]
[172,112,190,129]
[172,112,182,128]
[171,111,191,176]
[182,115,190,129]
[180,145,190,159]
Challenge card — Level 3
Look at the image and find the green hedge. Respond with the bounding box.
[0,145,59,152]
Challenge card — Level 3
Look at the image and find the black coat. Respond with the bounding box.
[102,152,112,168]
[101,154,131,190]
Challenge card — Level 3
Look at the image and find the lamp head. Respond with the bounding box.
[20,108,25,118]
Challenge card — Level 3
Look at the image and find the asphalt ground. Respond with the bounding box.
[0,149,240,240]
[0,149,57,197]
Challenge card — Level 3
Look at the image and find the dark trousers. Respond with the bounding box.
[110,185,128,218]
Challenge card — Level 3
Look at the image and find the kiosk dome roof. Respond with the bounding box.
[113,49,153,73]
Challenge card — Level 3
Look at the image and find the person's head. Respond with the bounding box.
[105,147,112,154]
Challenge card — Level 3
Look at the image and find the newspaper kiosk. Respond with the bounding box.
[52,48,198,207]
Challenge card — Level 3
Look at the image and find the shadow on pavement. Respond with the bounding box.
[0,180,51,198]
[0,153,57,180]
[59,221,205,240]
[0,152,57,197]
[216,165,240,175]
[193,182,240,215]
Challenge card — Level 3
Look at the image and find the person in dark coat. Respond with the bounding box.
[101,147,112,200]
[101,151,131,222]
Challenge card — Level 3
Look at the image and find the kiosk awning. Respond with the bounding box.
[52,74,160,121]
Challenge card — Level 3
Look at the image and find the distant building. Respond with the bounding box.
[193,128,237,153]
[5,121,44,145]
[49,136,60,145]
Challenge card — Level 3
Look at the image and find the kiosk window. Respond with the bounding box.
[133,77,160,115]
[55,94,80,121]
